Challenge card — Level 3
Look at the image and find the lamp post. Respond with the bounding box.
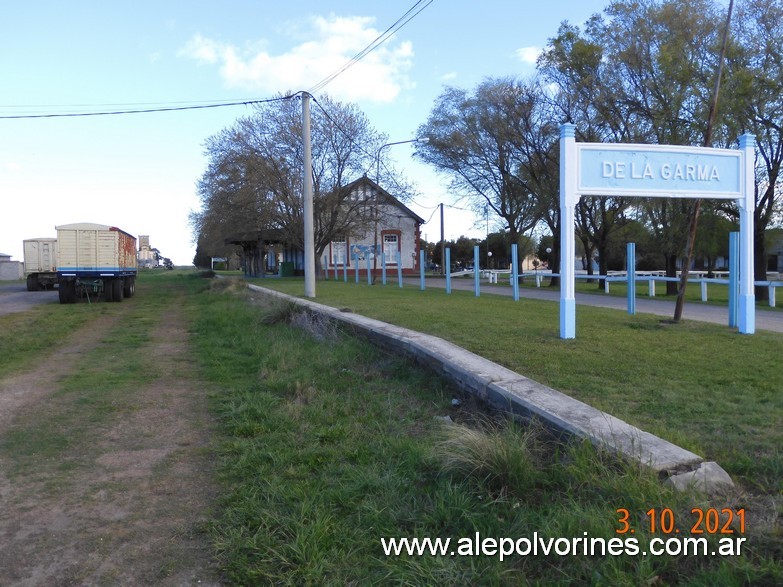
[373,137,429,281]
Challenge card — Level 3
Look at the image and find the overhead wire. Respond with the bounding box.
[0,96,293,120]
[307,0,434,95]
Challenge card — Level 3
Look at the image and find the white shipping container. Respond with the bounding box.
[23,238,58,274]
[56,222,137,272]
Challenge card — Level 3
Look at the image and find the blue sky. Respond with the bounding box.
[1,0,610,265]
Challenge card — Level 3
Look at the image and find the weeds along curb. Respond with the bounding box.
[245,282,734,494]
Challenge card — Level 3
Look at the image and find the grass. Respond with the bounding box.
[189,278,781,585]
[248,277,783,495]
[0,277,173,482]
[2,272,780,583]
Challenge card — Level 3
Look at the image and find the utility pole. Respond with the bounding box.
[673,0,733,321]
[302,92,316,298]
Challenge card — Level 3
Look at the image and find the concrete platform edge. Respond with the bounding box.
[247,283,733,493]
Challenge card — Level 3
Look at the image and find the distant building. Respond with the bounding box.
[0,252,23,280]
[324,176,425,274]
[225,176,425,278]
[137,235,157,268]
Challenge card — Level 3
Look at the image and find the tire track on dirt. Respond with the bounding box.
[0,313,121,431]
[0,296,222,586]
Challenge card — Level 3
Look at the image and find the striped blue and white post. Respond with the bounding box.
[420,249,426,290]
[445,248,452,294]
[397,250,403,288]
[473,245,480,297]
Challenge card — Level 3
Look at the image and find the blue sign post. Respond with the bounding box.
[559,124,756,338]
[511,243,520,302]
[728,231,739,329]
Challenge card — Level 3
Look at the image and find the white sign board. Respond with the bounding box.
[559,124,756,338]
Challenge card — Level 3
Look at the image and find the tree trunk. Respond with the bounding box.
[666,254,679,295]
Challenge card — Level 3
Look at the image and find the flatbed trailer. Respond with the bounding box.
[56,223,137,304]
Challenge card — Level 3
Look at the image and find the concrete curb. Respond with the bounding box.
[248,283,734,493]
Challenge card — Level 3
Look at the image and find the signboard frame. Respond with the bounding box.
[559,124,756,338]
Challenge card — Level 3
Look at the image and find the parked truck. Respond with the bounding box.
[23,237,58,291]
[56,223,138,304]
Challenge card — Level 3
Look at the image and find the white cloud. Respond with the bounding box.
[515,46,541,65]
[179,15,415,103]
[441,72,457,81]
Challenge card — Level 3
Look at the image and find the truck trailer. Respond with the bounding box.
[56,223,138,304]
[23,237,58,291]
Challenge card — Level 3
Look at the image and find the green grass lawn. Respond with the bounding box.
[248,276,783,495]
[4,271,778,584]
[192,274,781,585]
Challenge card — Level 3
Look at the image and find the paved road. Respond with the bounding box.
[403,277,783,334]
[0,283,58,316]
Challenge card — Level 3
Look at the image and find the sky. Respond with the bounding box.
[1,0,612,266]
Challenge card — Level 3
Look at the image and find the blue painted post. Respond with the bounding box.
[366,255,372,285]
[355,254,359,283]
[419,250,425,290]
[382,251,387,285]
[627,242,636,315]
[728,231,739,328]
[473,245,480,297]
[343,243,348,282]
[445,247,452,294]
[333,255,337,280]
[512,243,520,302]
[738,134,756,334]
[559,123,577,338]
[397,250,403,288]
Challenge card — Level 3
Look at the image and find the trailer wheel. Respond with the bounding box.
[27,275,39,292]
[58,279,76,304]
[58,280,68,304]
[104,279,114,302]
[112,278,124,302]
[123,276,135,298]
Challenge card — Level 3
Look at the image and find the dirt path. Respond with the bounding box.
[0,300,222,585]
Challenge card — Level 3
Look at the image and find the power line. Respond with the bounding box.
[0,96,292,120]
[307,0,434,95]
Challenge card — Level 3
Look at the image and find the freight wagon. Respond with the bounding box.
[23,237,58,291]
[56,223,138,304]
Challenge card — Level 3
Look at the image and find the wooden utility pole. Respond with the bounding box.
[673,0,734,322]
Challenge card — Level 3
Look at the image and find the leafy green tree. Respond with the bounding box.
[725,0,783,296]
[415,78,553,266]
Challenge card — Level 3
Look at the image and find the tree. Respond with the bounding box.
[540,0,732,295]
[415,78,551,266]
[726,0,783,298]
[191,94,409,268]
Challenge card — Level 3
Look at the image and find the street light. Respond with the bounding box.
[373,137,429,280]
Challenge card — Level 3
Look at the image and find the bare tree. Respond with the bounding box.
[192,94,409,267]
